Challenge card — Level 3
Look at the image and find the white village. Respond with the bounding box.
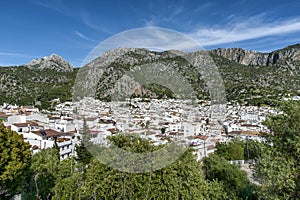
[1,97,280,161]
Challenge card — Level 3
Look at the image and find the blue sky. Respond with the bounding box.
[1,0,300,67]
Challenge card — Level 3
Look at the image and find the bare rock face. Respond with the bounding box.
[212,44,300,68]
[27,54,73,72]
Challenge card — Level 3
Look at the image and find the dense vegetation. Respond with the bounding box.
[255,101,300,199]
[0,66,77,109]
[211,53,300,106]
[22,135,230,199]
[0,123,31,199]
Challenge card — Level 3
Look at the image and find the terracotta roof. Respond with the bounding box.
[12,122,39,127]
[241,130,261,136]
[48,116,60,120]
[0,113,12,118]
[107,128,116,133]
[32,129,61,137]
[229,130,242,135]
[56,138,71,143]
[194,135,209,140]
[62,132,75,137]
[169,132,179,135]
[86,117,98,121]
[67,130,77,133]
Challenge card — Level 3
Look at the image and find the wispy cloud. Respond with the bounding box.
[81,27,200,66]
[0,52,24,56]
[162,6,184,22]
[0,52,37,58]
[75,30,98,42]
[31,0,65,14]
[192,2,213,13]
[81,11,112,34]
[189,16,300,47]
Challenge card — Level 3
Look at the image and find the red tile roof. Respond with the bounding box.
[32,129,62,137]
[12,122,39,127]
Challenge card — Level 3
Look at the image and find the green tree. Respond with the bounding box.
[52,158,81,199]
[22,147,60,200]
[203,154,259,199]
[75,142,92,165]
[215,138,245,160]
[255,101,300,199]
[244,139,269,160]
[76,117,93,165]
[81,117,90,136]
[161,127,166,135]
[55,134,229,199]
[0,123,31,199]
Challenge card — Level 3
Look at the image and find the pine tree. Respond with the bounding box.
[0,123,31,199]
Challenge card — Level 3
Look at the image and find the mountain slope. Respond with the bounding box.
[1,44,300,109]
[0,54,77,109]
[75,46,299,105]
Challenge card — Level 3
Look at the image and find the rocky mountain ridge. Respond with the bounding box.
[211,43,300,70]
[0,44,300,108]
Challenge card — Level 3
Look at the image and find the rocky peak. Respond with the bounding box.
[212,44,300,68]
[27,53,73,72]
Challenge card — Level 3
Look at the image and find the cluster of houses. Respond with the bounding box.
[0,97,278,160]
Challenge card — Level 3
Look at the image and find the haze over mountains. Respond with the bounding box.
[0,44,299,109]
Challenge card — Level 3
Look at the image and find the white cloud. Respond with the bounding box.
[75,30,98,42]
[189,17,300,47]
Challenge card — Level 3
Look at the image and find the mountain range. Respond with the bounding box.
[0,44,299,109]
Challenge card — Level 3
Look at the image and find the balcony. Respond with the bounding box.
[60,148,72,155]
[57,139,72,147]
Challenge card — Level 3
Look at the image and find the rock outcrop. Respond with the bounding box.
[212,44,300,69]
[27,54,73,72]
